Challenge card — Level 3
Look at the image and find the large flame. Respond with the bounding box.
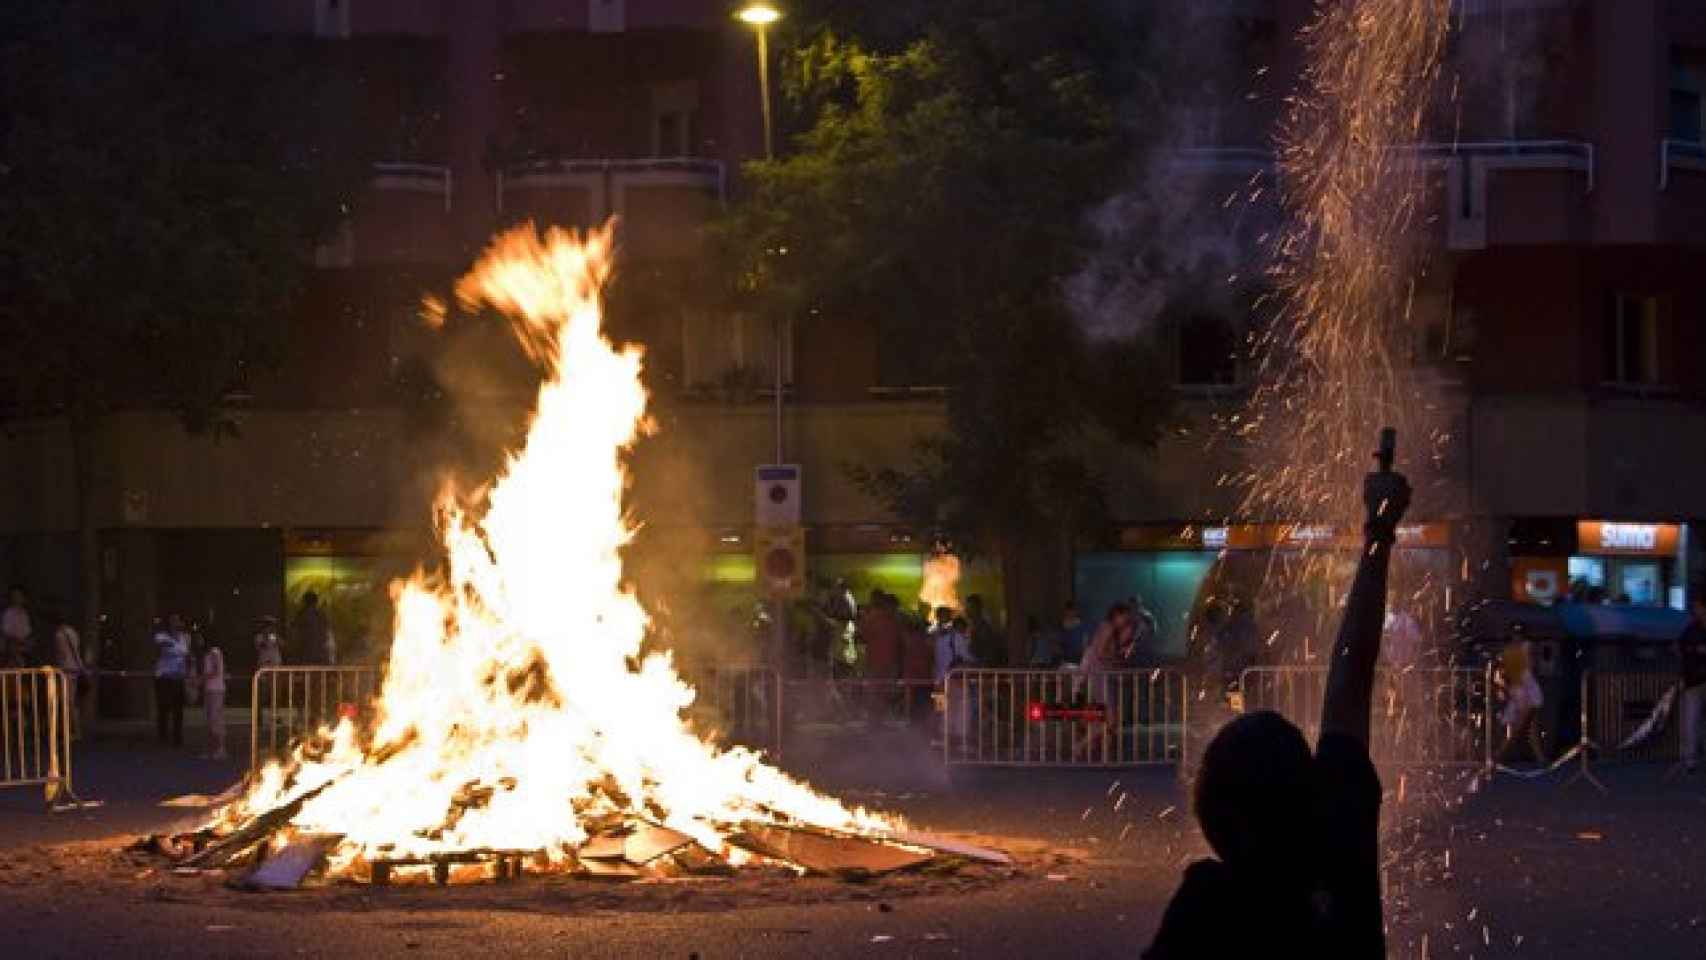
[919,548,962,615]
[219,223,894,873]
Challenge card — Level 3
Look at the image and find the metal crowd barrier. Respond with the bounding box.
[782,678,940,729]
[1582,669,1681,765]
[1,667,83,808]
[942,668,1189,773]
[691,664,783,757]
[250,666,381,773]
[1238,665,1493,768]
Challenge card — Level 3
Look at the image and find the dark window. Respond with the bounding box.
[1603,294,1663,385]
[1672,50,1705,141]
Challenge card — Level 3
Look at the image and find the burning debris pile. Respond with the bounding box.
[141,223,1010,890]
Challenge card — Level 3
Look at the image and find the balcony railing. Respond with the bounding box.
[371,161,453,211]
[315,161,453,267]
[1395,140,1595,193]
[495,157,726,216]
[1659,139,1706,191]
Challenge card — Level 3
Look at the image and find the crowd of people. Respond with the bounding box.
[0,585,342,757]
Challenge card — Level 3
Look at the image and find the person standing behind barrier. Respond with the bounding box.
[1058,602,1091,665]
[931,608,972,683]
[152,614,192,747]
[899,601,933,728]
[859,590,901,681]
[1075,604,1130,758]
[1497,629,1545,764]
[48,607,86,740]
[1144,446,1409,958]
[1677,594,1706,775]
[1127,596,1159,666]
[255,615,283,669]
[859,591,902,722]
[200,637,228,760]
[1027,614,1058,667]
[2,585,33,666]
[292,592,331,666]
[965,595,1005,668]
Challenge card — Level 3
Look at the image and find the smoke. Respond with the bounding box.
[1444,0,1578,141]
[1065,7,1281,342]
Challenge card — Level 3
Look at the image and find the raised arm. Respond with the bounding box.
[1320,433,1412,747]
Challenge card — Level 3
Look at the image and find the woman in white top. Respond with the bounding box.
[254,616,283,669]
[200,639,228,760]
[153,614,192,747]
[50,610,86,740]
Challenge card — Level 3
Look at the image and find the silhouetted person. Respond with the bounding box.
[1145,451,1410,958]
[965,594,1005,667]
[2,585,32,666]
[152,613,192,747]
[292,592,331,666]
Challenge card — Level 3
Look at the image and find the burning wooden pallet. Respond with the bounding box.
[144,789,1011,891]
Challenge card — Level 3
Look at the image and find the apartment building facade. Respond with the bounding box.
[2,0,1702,669]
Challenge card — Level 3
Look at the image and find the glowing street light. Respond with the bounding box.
[736,2,781,26]
[735,3,781,161]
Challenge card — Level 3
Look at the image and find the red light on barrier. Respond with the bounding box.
[1026,702,1109,724]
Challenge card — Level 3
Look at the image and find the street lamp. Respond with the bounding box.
[737,3,789,673]
[737,2,785,464]
[736,3,780,162]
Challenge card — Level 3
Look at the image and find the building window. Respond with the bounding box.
[314,0,350,38]
[650,82,701,157]
[683,312,792,398]
[1603,294,1663,386]
[1671,49,1705,141]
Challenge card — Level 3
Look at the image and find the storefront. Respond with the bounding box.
[1077,521,1456,661]
[1511,519,1689,609]
[282,529,423,664]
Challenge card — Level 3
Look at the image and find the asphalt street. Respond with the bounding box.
[2,722,1703,958]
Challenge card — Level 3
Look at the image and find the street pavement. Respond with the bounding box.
[1,722,1703,958]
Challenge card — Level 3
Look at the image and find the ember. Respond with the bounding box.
[149,222,963,888]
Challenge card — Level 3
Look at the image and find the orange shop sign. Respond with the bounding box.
[1576,521,1679,557]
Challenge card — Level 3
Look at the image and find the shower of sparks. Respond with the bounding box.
[1230,0,1455,658]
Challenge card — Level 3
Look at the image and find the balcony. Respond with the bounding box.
[316,162,455,267]
[496,157,725,260]
[1396,140,1595,250]
[1159,140,1595,250]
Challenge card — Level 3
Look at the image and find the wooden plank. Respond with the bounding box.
[578,834,627,860]
[883,831,1013,866]
[733,824,933,878]
[623,823,696,865]
[235,834,341,890]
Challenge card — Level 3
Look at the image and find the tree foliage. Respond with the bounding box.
[0,0,371,429]
[716,1,1175,560]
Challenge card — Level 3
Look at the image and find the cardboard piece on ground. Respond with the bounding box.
[578,835,627,860]
[885,831,1013,866]
[235,834,341,891]
[579,857,643,880]
[163,780,248,809]
[624,823,696,865]
[735,824,933,877]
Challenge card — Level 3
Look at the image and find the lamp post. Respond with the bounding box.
[737,4,790,675]
[737,3,783,464]
[737,3,780,162]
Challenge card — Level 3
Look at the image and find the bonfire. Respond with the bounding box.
[153,223,1006,888]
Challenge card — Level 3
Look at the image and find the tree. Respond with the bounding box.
[0,1,371,653]
[715,1,1175,660]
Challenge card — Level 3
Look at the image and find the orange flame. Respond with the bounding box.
[219,222,895,873]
